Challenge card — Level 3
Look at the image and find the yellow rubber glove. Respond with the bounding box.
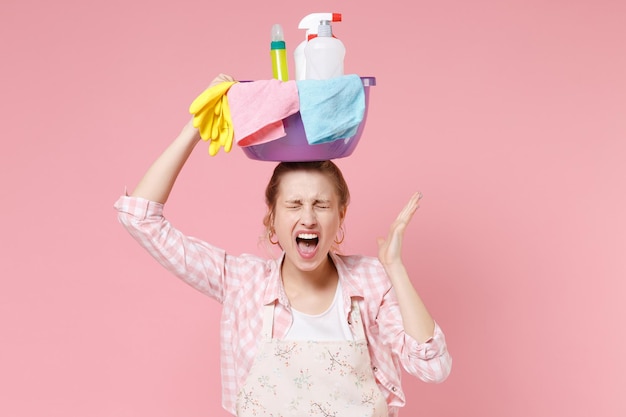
[189,79,237,156]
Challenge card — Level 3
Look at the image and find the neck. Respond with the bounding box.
[281,254,340,314]
[281,254,338,291]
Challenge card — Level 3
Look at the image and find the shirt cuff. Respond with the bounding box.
[113,195,164,221]
[407,321,448,360]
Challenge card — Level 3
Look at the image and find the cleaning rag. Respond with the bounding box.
[226,79,300,147]
[296,74,365,145]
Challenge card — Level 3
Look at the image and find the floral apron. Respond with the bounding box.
[236,299,388,417]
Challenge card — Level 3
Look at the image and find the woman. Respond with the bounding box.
[114,80,452,417]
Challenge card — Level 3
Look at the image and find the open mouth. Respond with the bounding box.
[296,233,319,254]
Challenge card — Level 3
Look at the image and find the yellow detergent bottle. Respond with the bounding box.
[270,24,289,81]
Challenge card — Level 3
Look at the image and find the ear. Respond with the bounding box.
[339,206,347,223]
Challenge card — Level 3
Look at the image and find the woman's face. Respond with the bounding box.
[273,170,345,274]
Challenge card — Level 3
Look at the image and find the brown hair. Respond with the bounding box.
[263,161,350,236]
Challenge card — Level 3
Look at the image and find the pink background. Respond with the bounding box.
[2,0,625,416]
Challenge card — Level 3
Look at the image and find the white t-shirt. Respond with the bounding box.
[284,282,353,341]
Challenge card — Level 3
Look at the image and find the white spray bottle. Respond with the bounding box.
[294,12,342,80]
[304,20,346,80]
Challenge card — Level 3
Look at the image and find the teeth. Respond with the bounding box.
[297,233,318,240]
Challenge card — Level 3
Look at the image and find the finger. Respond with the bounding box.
[396,192,421,224]
[214,97,222,115]
[198,106,215,140]
[222,125,234,152]
[209,138,220,156]
[192,104,211,129]
[212,107,222,139]
[221,96,234,152]
[209,73,235,87]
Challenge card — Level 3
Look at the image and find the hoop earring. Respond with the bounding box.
[334,226,345,245]
[268,230,279,245]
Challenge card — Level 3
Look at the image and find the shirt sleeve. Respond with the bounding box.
[377,285,452,384]
[113,195,228,303]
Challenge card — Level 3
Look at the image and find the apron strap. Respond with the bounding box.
[350,298,367,340]
[262,303,275,339]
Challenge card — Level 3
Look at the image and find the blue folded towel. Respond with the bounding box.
[296,74,365,145]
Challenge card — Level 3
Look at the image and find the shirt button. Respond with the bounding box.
[372,366,378,372]
[391,386,397,392]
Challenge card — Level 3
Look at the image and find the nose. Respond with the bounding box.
[300,205,317,227]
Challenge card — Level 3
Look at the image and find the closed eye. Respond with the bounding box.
[315,199,331,209]
[284,200,302,209]
[283,199,332,209]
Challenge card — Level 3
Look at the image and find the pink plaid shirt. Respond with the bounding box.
[114,196,451,416]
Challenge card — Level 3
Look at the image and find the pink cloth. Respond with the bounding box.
[226,79,300,147]
[114,195,452,417]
